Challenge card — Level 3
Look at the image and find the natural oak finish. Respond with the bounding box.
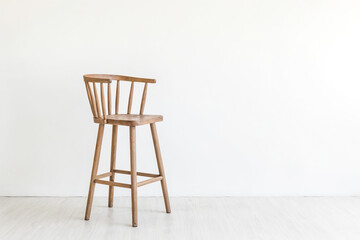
[85,124,105,220]
[140,83,148,115]
[94,179,131,189]
[83,74,171,227]
[94,172,113,180]
[105,114,163,126]
[93,83,101,118]
[127,82,134,114]
[113,169,160,178]
[138,176,163,187]
[130,126,138,227]
[115,80,120,114]
[107,83,112,115]
[108,125,118,208]
[150,123,171,213]
[84,74,156,83]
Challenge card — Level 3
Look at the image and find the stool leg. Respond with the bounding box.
[130,126,138,227]
[108,125,118,207]
[85,123,105,220]
[150,123,171,213]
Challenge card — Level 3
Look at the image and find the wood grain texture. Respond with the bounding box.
[84,76,112,83]
[150,123,171,213]
[84,74,158,123]
[94,172,112,180]
[85,124,105,220]
[94,180,131,189]
[100,83,107,118]
[85,82,96,117]
[107,83,112,115]
[130,126,138,227]
[137,176,163,187]
[113,169,160,178]
[127,81,134,114]
[84,74,156,84]
[140,83,148,115]
[108,125,118,208]
[115,80,120,114]
[106,114,163,126]
[92,82,101,119]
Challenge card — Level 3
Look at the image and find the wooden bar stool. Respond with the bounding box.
[83,74,171,227]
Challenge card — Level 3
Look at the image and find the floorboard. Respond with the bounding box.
[1,197,360,240]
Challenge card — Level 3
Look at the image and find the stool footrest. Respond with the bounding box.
[94,170,163,189]
[113,169,160,178]
[94,172,113,180]
[94,179,131,188]
[138,176,163,187]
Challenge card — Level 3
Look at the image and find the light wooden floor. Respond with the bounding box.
[1,197,360,240]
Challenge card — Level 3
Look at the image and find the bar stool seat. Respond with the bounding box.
[96,114,163,126]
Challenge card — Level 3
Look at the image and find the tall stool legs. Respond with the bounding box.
[85,124,105,220]
[84,123,170,226]
[108,125,118,207]
[150,123,171,213]
[130,126,138,227]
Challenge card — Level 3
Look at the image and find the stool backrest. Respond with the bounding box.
[83,74,156,121]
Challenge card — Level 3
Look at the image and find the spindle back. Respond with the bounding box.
[83,74,156,122]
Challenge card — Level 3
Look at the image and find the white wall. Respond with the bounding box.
[1,0,360,196]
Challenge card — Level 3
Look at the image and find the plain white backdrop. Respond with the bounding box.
[1,0,360,197]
